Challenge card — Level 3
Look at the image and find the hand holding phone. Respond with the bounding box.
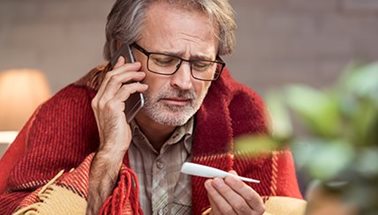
[109,44,145,123]
[88,44,146,215]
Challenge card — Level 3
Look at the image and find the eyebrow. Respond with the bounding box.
[159,50,215,61]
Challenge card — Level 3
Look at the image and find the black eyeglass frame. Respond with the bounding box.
[131,43,226,81]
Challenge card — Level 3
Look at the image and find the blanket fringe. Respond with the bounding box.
[99,166,142,215]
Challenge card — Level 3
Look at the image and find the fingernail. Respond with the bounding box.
[213,178,224,188]
[229,170,237,175]
[204,180,211,189]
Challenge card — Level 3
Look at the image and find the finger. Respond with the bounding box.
[95,57,126,101]
[114,56,125,70]
[212,177,252,214]
[207,193,222,215]
[113,82,148,104]
[97,62,141,98]
[101,83,148,118]
[94,63,142,107]
[205,179,237,215]
[100,71,146,104]
[111,61,141,75]
[224,175,265,214]
[229,170,238,175]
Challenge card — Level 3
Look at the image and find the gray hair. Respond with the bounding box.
[103,0,236,61]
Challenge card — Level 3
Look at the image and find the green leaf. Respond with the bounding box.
[350,100,378,146]
[285,85,341,137]
[234,135,280,157]
[341,63,378,100]
[292,139,354,180]
[355,147,378,176]
[265,91,293,141]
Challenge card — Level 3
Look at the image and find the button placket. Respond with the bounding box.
[151,156,169,214]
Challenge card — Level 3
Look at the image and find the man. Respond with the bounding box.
[0,0,302,214]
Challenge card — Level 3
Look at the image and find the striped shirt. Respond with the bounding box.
[128,118,193,215]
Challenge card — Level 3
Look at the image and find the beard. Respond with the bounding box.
[141,84,207,126]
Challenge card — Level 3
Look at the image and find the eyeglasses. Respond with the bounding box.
[131,43,225,81]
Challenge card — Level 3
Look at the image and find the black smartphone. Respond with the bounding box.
[109,44,145,123]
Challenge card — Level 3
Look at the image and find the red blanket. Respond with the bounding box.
[0,67,301,214]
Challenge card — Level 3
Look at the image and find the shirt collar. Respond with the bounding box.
[130,118,194,154]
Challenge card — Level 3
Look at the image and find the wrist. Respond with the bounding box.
[90,151,124,186]
[99,140,129,156]
[96,148,125,164]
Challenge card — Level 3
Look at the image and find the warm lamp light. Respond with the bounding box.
[0,69,51,143]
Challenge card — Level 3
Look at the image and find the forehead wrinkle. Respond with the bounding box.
[140,2,218,58]
[179,32,205,44]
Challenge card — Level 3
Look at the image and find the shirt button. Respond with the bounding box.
[156,160,164,169]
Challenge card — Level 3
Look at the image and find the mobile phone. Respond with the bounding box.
[109,44,145,123]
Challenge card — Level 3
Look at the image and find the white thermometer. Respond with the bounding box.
[181,162,260,183]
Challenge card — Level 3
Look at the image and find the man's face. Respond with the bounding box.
[134,2,219,126]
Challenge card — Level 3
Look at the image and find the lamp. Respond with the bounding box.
[0,69,51,144]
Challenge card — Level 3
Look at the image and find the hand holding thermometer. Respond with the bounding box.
[181,162,260,183]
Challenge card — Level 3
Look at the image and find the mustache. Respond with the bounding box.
[157,89,196,100]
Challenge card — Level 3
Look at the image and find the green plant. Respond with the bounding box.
[235,63,378,214]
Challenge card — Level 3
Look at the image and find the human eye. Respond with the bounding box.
[192,60,213,72]
[150,54,178,67]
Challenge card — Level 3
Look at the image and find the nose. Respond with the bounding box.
[170,61,193,90]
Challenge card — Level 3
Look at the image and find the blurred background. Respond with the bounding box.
[1,0,378,94]
[0,0,377,213]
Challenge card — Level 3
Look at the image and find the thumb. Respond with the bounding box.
[229,170,238,176]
